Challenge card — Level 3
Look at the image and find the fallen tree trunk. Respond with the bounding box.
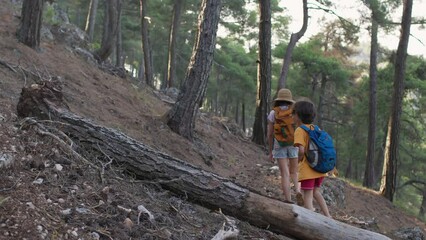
[17,83,390,240]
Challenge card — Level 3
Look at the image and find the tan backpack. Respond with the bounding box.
[273,106,295,147]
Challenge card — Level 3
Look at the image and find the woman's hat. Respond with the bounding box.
[274,88,294,103]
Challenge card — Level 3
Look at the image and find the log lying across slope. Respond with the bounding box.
[17,83,390,240]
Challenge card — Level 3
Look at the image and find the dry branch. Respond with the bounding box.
[0,58,17,72]
[212,209,239,240]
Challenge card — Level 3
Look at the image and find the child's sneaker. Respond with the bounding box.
[296,192,304,206]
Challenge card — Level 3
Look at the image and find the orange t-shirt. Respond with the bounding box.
[294,124,327,181]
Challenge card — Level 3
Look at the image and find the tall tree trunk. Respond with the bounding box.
[374,121,389,189]
[85,0,98,42]
[345,157,353,179]
[380,117,392,194]
[101,2,109,48]
[420,183,426,220]
[94,0,120,63]
[140,0,154,87]
[166,0,183,89]
[214,65,221,115]
[242,102,246,134]
[363,10,378,188]
[316,75,327,128]
[115,1,123,68]
[276,0,307,92]
[223,98,228,116]
[345,124,360,179]
[167,0,222,140]
[17,0,44,49]
[252,0,271,146]
[138,57,145,83]
[235,101,239,126]
[380,0,412,201]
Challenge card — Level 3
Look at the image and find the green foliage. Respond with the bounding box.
[43,4,58,25]
[361,0,400,32]
[272,15,290,41]
[221,0,247,18]
[55,0,89,29]
[290,39,351,97]
[205,38,257,119]
[89,42,100,50]
[395,178,424,219]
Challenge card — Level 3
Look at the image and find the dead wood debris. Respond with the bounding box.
[334,210,378,228]
[0,58,56,85]
[19,117,97,169]
[212,208,239,240]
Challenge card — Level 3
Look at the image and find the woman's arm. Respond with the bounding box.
[267,122,274,157]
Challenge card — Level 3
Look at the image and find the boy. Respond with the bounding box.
[293,100,331,217]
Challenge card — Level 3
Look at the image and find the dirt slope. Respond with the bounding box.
[0,1,425,239]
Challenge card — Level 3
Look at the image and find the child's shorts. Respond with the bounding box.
[300,177,324,190]
[272,141,298,159]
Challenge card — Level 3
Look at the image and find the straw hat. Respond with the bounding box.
[274,88,294,103]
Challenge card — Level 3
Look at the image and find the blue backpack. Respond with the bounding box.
[300,125,336,173]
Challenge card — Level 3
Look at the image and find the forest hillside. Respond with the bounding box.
[0,1,426,239]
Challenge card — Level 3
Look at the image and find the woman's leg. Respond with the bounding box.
[289,157,300,192]
[277,158,291,202]
[289,157,303,205]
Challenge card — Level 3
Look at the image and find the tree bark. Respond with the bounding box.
[167,0,222,140]
[364,8,378,188]
[100,2,109,49]
[276,0,308,91]
[140,0,154,87]
[420,183,426,219]
[380,0,412,201]
[115,0,124,68]
[374,119,389,189]
[242,102,246,134]
[316,75,327,128]
[17,82,391,240]
[138,57,145,83]
[251,0,271,146]
[235,101,239,126]
[17,0,44,49]
[214,64,221,114]
[94,0,121,63]
[85,0,99,42]
[166,0,183,89]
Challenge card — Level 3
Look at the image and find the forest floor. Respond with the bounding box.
[1,1,426,239]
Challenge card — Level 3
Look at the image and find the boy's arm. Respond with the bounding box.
[297,144,305,161]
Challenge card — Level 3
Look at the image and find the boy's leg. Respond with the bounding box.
[313,187,331,217]
[303,189,314,210]
[277,158,291,202]
[300,179,314,211]
[312,177,331,218]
